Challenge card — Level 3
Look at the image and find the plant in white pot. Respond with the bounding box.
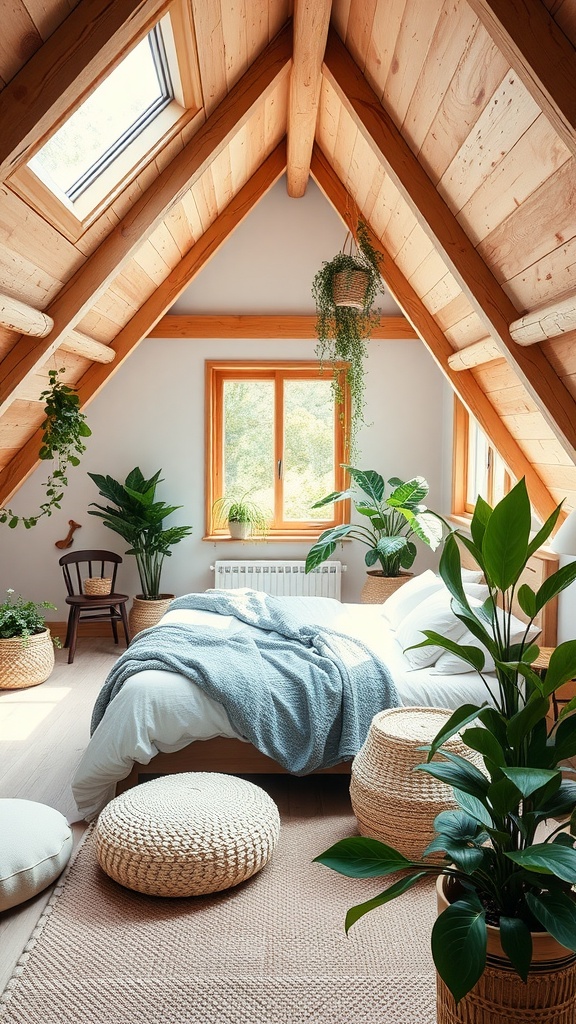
[0,589,60,689]
[314,479,576,1020]
[305,466,442,602]
[212,492,269,540]
[87,467,192,634]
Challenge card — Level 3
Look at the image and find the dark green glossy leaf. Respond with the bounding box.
[470,495,492,552]
[526,891,576,951]
[499,916,532,982]
[345,872,427,931]
[419,760,489,801]
[517,583,537,619]
[553,713,576,762]
[305,525,354,572]
[539,641,576,696]
[426,704,485,761]
[431,896,487,1003]
[535,562,576,614]
[460,727,506,766]
[527,502,563,559]
[481,478,531,591]
[487,777,521,819]
[313,836,414,878]
[506,697,550,748]
[345,467,384,503]
[501,767,559,798]
[507,842,576,882]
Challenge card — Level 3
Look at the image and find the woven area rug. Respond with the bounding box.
[0,810,436,1023]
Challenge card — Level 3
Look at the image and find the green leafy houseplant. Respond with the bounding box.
[312,221,384,456]
[87,467,192,600]
[0,589,60,646]
[315,478,576,1004]
[0,369,91,529]
[212,492,269,538]
[305,466,442,577]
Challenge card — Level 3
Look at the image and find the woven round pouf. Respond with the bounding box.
[350,707,483,860]
[94,773,281,897]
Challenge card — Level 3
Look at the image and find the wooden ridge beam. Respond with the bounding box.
[0,143,288,509]
[322,28,576,462]
[148,314,418,339]
[0,293,53,338]
[510,291,576,345]
[467,0,576,159]
[0,24,292,417]
[287,0,332,198]
[0,0,172,183]
[311,144,558,523]
[448,337,502,370]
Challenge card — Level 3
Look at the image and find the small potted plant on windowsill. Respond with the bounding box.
[0,589,60,689]
[212,493,270,540]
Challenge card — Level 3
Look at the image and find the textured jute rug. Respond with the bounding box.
[0,808,436,1023]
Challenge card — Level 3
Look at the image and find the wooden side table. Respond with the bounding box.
[533,647,576,722]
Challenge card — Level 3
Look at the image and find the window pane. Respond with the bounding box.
[223,380,274,512]
[466,420,489,506]
[30,34,169,197]
[283,379,335,521]
[492,450,508,505]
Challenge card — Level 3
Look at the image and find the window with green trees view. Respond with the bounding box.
[206,363,350,535]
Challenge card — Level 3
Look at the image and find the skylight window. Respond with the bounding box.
[30,27,173,202]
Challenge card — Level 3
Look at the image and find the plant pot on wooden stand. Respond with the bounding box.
[129,596,174,637]
[0,629,55,689]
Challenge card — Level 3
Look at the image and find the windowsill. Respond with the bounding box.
[202,533,338,542]
[447,513,557,559]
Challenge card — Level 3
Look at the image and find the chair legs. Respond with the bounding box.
[64,601,130,664]
[119,603,131,646]
[67,606,81,664]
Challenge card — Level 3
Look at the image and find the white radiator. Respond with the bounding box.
[212,560,344,600]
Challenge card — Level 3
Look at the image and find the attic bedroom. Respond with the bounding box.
[2,1,576,1021]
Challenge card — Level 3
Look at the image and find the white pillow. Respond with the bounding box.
[0,799,73,912]
[461,567,484,584]
[433,608,541,676]
[396,588,471,669]
[381,570,444,629]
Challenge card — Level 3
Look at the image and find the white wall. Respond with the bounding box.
[0,178,447,616]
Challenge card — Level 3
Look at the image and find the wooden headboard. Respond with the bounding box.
[459,542,558,648]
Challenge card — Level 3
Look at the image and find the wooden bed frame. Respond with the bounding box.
[115,545,559,795]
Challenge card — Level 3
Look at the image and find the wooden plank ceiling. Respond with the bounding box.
[0,0,575,523]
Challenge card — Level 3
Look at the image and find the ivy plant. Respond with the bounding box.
[0,369,91,529]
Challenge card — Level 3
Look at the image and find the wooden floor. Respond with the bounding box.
[0,635,353,995]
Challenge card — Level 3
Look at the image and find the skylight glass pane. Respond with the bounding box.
[30,33,169,197]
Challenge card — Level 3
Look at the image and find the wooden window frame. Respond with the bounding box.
[205,360,351,540]
[452,396,512,516]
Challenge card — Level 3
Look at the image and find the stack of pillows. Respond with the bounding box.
[381,569,540,675]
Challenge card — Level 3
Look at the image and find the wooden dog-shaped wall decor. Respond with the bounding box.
[55,520,82,549]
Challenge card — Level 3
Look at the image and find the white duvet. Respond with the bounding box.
[72,597,498,820]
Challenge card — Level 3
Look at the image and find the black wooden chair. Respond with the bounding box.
[59,549,130,664]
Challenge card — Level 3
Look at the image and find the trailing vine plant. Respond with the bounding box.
[0,368,91,529]
[312,220,384,457]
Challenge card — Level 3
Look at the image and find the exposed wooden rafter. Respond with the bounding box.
[0,0,173,183]
[287,0,332,198]
[510,292,576,345]
[59,331,115,364]
[311,144,558,523]
[0,24,293,418]
[0,293,53,338]
[0,144,288,508]
[466,0,576,159]
[448,337,502,370]
[148,314,418,338]
[322,27,576,463]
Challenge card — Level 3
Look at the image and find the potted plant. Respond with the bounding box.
[212,492,269,540]
[87,467,192,634]
[305,466,442,602]
[314,478,576,1019]
[312,220,384,456]
[0,589,60,689]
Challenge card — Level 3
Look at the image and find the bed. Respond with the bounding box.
[71,550,558,822]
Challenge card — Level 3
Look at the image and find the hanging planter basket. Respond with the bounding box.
[332,268,370,310]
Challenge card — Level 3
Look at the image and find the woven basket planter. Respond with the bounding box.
[129,595,174,637]
[83,577,112,596]
[360,571,413,605]
[333,268,370,310]
[436,875,576,1023]
[95,772,281,896]
[0,629,55,690]
[350,707,484,861]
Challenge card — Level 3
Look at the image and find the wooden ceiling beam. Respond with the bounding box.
[311,144,558,523]
[0,143,288,508]
[148,314,418,338]
[448,337,502,370]
[466,0,576,159]
[287,0,332,198]
[59,331,115,364]
[322,27,576,462]
[0,24,292,418]
[0,293,53,338]
[510,291,576,345]
[0,0,173,183]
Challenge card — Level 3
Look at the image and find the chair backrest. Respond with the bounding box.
[59,549,122,597]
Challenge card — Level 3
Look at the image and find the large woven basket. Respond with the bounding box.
[333,268,370,310]
[350,707,484,861]
[0,629,55,690]
[436,875,576,1023]
[128,595,174,637]
[360,571,413,604]
[83,577,112,596]
[95,772,281,897]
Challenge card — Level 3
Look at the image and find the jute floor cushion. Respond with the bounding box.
[0,799,73,912]
[94,772,281,897]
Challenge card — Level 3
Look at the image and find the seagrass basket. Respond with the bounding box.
[360,571,413,604]
[0,629,55,689]
[333,268,370,310]
[83,577,112,596]
[129,595,174,637]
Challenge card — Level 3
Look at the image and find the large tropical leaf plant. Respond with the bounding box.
[88,467,192,600]
[315,478,576,1003]
[305,466,442,577]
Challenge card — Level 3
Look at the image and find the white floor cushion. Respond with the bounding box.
[0,799,73,912]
